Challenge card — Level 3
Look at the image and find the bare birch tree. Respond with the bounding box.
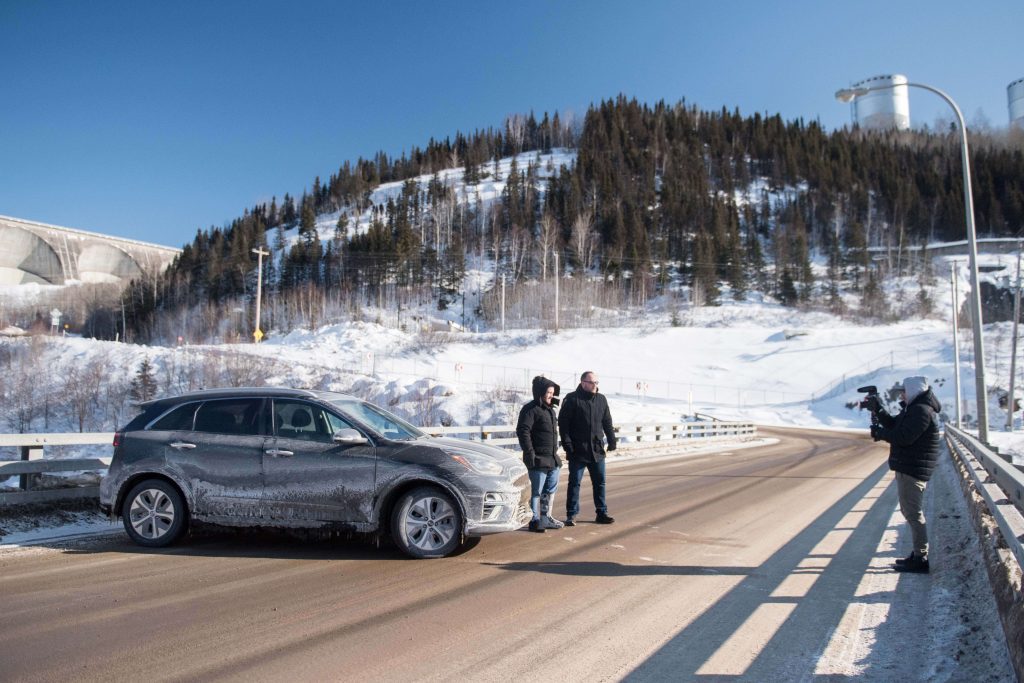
[537,212,559,281]
[570,209,597,271]
[505,114,526,155]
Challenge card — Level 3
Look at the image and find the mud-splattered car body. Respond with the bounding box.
[100,387,530,558]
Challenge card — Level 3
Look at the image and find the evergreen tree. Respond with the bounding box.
[860,269,888,320]
[129,358,158,403]
[778,268,799,307]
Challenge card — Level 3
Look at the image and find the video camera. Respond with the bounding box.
[857,385,880,426]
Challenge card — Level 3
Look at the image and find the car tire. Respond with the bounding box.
[391,486,463,559]
[122,479,188,547]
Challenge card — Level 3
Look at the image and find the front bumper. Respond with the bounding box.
[464,481,532,536]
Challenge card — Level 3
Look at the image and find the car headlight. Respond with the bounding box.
[445,447,504,475]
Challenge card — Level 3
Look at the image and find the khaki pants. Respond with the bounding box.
[896,471,928,558]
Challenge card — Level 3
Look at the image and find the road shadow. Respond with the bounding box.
[485,561,753,577]
[58,525,413,561]
[616,459,905,680]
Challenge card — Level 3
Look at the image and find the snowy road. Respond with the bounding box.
[0,429,1013,681]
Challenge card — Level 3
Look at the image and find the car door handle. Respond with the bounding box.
[169,441,197,449]
[265,449,294,457]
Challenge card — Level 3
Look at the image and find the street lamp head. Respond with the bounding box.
[835,87,869,103]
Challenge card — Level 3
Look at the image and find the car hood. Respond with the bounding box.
[429,436,527,477]
[430,436,521,465]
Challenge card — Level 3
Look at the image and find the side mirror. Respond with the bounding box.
[333,428,368,445]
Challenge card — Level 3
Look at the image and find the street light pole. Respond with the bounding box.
[251,247,269,343]
[950,262,962,428]
[836,81,990,441]
[1007,243,1022,431]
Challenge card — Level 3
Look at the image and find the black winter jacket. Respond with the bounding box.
[516,376,562,470]
[558,385,617,463]
[875,388,942,482]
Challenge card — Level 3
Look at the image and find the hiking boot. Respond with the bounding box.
[595,513,616,524]
[528,519,546,533]
[893,555,929,573]
[542,515,565,530]
[564,516,576,527]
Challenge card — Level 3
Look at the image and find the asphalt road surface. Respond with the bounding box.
[1,428,897,681]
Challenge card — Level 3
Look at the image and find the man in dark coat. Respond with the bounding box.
[869,375,941,574]
[558,370,617,526]
[516,376,563,532]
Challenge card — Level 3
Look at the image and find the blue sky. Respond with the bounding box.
[2,0,1021,247]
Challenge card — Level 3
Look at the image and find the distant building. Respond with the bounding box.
[0,214,179,286]
[1009,78,1024,129]
[849,74,911,131]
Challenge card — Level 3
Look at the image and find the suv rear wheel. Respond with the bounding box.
[122,479,188,547]
[391,486,463,558]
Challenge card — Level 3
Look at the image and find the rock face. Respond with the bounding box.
[980,282,1022,324]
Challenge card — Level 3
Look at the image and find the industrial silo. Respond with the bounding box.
[1009,78,1024,128]
[849,74,910,131]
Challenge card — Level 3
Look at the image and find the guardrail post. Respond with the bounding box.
[20,445,43,491]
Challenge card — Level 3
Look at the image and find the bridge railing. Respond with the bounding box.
[944,426,1024,569]
[0,420,757,506]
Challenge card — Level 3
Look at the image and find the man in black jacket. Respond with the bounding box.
[558,371,617,526]
[516,376,563,533]
[869,375,941,574]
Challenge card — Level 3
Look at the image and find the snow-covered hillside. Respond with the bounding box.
[4,249,1024,464]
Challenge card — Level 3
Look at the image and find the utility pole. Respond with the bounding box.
[950,263,964,428]
[1007,244,1022,431]
[251,247,269,343]
[500,274,506,333]
[554,252,560,332]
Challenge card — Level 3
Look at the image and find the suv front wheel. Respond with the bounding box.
[391,486,463,558]
[122,479,188,547]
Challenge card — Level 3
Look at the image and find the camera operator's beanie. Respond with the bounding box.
[902,376,929,403]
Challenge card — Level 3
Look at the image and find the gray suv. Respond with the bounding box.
[100,387,530,558]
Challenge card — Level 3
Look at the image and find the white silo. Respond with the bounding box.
[849,74,911,131]
[1009,78,1024,128]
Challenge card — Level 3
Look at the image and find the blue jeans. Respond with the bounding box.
[528,468,560,520]
[566,459,607,517]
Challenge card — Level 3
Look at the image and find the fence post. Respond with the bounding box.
[20,444,43,490]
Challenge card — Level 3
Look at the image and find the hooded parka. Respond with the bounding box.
[516,376,562,470]
[875,386,942,482]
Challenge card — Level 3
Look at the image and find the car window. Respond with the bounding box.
[193,398,264,436]
[148,403,198,431]
[274,400,353,443]
[328,399,423,441]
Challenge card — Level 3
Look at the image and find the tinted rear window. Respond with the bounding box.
[149,403,198,431]
[194,398,265,436]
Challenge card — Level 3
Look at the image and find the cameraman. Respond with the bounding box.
[867,376,941,574]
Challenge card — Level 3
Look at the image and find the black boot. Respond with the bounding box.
[893,554,929,573]
[893,552,915,566]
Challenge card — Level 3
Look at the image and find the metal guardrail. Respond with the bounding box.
[945,425,1024,570]
[424,420,757,447]
[0,421,757,505]
[0,432,114,505]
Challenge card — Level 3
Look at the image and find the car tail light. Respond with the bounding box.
[112,431,124,448]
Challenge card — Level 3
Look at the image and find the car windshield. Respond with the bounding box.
[329,399,425,441]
